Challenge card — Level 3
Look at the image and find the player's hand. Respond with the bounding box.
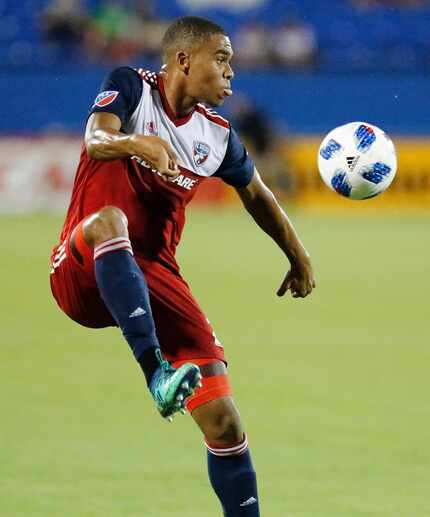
[129,135,179,181]
[277,256,316,298]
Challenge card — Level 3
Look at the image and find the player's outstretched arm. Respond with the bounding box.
[236,168,316,298]
[85,112,179,180]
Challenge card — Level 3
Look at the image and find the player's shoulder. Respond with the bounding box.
[100,66,144,95]
[134,68,159,89]
[107,65,140,81]
[107,66,160,91]
[195,103,230,130]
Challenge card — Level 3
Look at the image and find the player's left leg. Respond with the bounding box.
[191,389,260,517]
[171,358,260,516]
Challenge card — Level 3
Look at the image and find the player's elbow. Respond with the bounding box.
[84,123,106,160]
[86,145,97,160]
[85,137,101,160]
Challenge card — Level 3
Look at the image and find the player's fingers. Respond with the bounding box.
[164,167,180,182]
[161,171,179,183]
[156,171,168,182]
[302,284,312,297]
[277,277,291,297]
[161,141,178,164]
[306,281,315,295]
[306,278,316,295]
[162,168,179,178]
[276,284,286,297]
[168,158,180,178]
[304,282,314,296]
[286,277,296,297]
[169,157,179,170]
[292,289,305,298]
[156,147,169,170]
[292,281,309,298]
[292,286,302,298]
[293,292,306,298]
[157,150,179,181]
[294,276,315,298]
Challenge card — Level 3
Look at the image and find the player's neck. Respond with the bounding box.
[161,70,197,118]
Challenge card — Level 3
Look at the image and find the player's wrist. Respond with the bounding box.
[126,134,142,157]
[287,247,311,268]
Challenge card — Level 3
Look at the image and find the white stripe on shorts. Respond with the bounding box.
[51,241,67,272]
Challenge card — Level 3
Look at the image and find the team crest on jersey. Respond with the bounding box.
[193,141,211,166]
[93,90,119,108]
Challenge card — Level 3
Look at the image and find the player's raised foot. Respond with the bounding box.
[149,360,202,420]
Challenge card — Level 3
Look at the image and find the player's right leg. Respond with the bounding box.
[50,205,201,420]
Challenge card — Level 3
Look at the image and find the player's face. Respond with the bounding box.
[188,34,234,107]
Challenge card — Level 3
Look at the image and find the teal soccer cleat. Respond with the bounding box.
[149,358,202,421]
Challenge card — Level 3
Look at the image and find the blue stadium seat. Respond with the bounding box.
[1,0,429,72]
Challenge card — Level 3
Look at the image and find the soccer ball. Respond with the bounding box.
[317,122,397,200]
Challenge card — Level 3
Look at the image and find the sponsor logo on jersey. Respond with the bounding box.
[193,141,211,166]
[145,121,158,135]
[93,90,119,108]
[171,174,197,191]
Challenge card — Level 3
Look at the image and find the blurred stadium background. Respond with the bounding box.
[1,1,430,516]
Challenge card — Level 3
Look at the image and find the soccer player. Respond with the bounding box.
[50,16,315,517]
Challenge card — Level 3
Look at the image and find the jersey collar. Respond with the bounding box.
[157,74,196,127]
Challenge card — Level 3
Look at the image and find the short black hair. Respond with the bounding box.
[162,16,226,60]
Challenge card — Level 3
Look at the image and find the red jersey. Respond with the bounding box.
[56,67,254,271]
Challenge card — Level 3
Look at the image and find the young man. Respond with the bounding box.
[50,16,315,516]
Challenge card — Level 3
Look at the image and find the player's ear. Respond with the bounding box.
[176,51,191,74]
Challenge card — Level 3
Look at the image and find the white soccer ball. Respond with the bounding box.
[317,122,397,200]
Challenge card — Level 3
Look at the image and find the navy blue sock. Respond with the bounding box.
[207,436,260,516]
[93,239,161,385]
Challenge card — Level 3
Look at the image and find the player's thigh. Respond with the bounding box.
[139,258,226,364]
[50,218,114,328]
[138,259,237,421]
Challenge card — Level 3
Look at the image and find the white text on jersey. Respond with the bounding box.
[171,174,197,191]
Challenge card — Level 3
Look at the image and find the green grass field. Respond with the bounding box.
[1,208,430,517]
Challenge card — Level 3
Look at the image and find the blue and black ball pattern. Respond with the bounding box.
[355,124,376,152]
[320,139,342,160]
[331,171,352,197]
[362,162,391,184]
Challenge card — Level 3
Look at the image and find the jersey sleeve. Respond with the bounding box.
[215,127,255,188]
[89,66,143,127]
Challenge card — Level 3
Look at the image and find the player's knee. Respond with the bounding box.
[83,205,129,247]
[97,205,128,229]
[204,407,244,445]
